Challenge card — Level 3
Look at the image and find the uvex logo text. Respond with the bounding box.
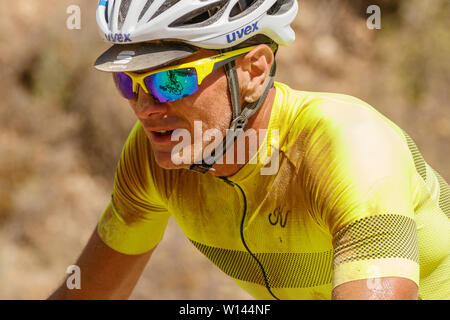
[105,33,132,43]
[226,22,259,43]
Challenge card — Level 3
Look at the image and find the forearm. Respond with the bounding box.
[48,268,140,300]
[48,274,139,300]
[48,228,155,300]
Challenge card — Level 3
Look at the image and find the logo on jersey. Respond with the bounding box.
[268,206,290,228]
[105,33,132,43]
[226,22,259,43]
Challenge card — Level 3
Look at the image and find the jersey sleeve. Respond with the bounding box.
[302,98,421,289]
[97,121,171,255]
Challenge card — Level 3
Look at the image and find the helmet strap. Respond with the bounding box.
[189,57,276,174]
[224,59,241,120]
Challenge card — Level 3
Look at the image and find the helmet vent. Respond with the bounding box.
[267,0,294,15]
[105,4,109,23]
[229,0,264,21]
[168,0,228,28]
[106,0,116,24]
[138,0,156,22]
[229,0,258,18]
[118,0,132,29]
[150,0,182,20]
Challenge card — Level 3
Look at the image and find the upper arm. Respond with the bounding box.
[305,101,421,297]
[332,277,418,300]
[78,227,156,299]
[97,200,170,255]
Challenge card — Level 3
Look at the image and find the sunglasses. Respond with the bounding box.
[112,46,258,103]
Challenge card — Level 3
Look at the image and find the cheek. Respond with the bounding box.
[187,70,232,127]
[128,99,137,110]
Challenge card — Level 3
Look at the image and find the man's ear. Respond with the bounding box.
[239,44,274,103]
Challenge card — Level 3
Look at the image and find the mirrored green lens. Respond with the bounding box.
[144,68,198,103]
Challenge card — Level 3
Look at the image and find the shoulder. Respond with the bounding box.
[276,88,417,227]
[308,92,413,173]
[120,120,151,159]
[116,121,155,185]
[275,86,413,171]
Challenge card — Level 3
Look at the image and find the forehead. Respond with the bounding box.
[136,48,219,74]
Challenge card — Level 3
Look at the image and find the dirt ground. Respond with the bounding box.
[0,0,448,299]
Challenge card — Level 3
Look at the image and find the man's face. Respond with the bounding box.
[127,50,234,170]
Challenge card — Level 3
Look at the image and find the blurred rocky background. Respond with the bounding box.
[0,0,448,299]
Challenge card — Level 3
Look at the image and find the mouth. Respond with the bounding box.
[141,119,184,144]
[147,128,179,145]
[153,130,174,136]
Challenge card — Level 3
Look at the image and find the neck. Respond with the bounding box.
[210,86,276,177]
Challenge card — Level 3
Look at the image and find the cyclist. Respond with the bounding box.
[49,0,449,300]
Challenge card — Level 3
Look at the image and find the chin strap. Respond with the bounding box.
[189,59,276,174]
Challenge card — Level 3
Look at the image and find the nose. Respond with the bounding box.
[133,88,168,119]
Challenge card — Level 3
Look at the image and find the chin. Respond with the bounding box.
[153,151,190,170]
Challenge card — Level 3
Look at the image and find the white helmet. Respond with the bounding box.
[96,0,298,49]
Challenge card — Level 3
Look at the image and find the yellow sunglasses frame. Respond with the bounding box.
[122,46,260,96]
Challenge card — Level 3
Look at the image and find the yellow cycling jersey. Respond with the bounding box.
[98,82,449,300]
